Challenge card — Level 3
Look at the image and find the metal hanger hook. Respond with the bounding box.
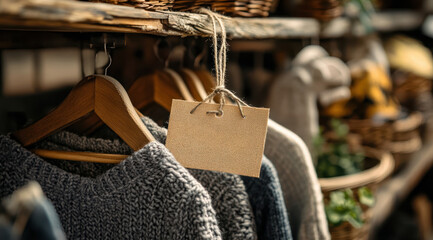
[194,47,206,69]
[193,39,207,69]
[153,39,171,68]
[103,40,112,76]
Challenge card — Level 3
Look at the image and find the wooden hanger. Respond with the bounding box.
[162,68,195,102]
[178,69,208,101]
[128,69,194,111]
[13,75,155,163]
[194,69,216,94]
[129,38,194,110]
[189,46,223,103]
[68,68,194,135]
[68,38,196,135]
[187,40,216,95]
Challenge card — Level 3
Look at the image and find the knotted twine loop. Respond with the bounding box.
[189,8,249,118]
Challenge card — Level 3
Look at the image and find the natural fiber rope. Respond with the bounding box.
[190,8,249,118]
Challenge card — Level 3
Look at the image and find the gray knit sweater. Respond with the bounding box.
[265,120,330,240]
[0,135,222,239]
[138,118,291,240]
[139,117,257,240]
[49,117,257,240]
[241,157,292,240]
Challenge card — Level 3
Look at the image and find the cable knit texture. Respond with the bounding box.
[0,135,222,240]
[66,117,258,240]
[241,157,292,240]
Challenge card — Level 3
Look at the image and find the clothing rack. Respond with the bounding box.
[2,0,433,239]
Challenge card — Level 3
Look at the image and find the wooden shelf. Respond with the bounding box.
[0,0,424,39]
[0,0,321,39]
[371,11,424,32]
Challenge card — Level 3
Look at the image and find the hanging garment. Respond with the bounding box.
[44,117,258,240]
[188,170,257,239]
[133,117,258,239]
[267,46,350,153]
[0,181,66,240]
[0,135,222,240]
[0,220,13,240]
[265,119,330,240]
[138,117,292,240]
[136,117,292,240]
[241,157,292,240]
[267,66,315,152]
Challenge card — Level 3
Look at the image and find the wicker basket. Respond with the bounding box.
[345,119,393,149]
[388,137,422,170]
[393,73,432,102]
[319,147,394,240]
[327,209,373,240]
[346,112,423,170]
[173,0,274,17]
[90,0,272,17]
[91,0,173,10]
[387,112,423,170]
[296,0,343,21]
[393,72,433,113]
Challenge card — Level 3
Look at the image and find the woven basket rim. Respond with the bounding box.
[345,111,423,130]
[393,111,423,132]
[319,147,394,192]
[345,119,391,129]
[386,136,422,153]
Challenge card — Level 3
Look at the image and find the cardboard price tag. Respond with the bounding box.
[166,99,269,177]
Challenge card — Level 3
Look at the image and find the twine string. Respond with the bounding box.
[190,8,248,118]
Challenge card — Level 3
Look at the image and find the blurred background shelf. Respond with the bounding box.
[371,140,433,236]
[371,11,424,32]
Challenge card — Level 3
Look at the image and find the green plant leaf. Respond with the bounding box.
[359,187,375,207]
[314,119,365,178]
[330,191,346,205]
[325,189,366,228]
[346,213,364,228]
[326,207,343,225]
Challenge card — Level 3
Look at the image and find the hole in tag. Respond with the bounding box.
[215,111,224,118]
[206,109,224,118]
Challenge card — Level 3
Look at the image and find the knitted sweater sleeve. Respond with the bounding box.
[213,184,257,240]
[184,191,222,240]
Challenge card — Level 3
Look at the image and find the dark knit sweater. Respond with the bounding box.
[241,157,292,240]
[138,118,257,240]
[0,135,222,239]
[43,117,257,240]
[137,118,290,240]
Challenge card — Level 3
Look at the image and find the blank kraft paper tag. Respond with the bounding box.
[166,99,269,177]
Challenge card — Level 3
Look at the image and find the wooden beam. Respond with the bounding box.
[0,0,321,38]
[0,0,425,39]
